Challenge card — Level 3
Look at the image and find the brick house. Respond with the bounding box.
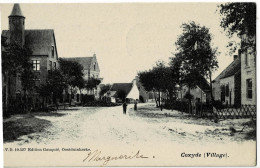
[212,54,241,107]
[2,4,59,106]
[63,54,102,103]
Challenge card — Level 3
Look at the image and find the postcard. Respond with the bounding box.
[1,2,257,167]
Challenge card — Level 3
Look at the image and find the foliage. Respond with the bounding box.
[138,60,181,106]
[184,92,194,100]
[175,21,219,80]
[100,84,111,96]
[218,3,256,38]
[117,90,126,102]
[2,38,30,76]
[38,69,66,99]
[20,66,36,93]
[2,39,36,92]
[85,77,101,89]
[138,70,155,92]
[218,2,256,54]
[138,60,178,94]
[59,58,84,88]
[174,21,219,103]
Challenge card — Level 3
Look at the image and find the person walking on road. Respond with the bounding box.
[134,100,137,111]
[123,101,127,114]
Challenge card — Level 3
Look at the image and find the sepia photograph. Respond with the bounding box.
[1,2,257,167]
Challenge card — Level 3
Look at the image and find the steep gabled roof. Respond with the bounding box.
[110,83,133,97]
[220,58,241,79]
[63,57,93,70]
[196,75,211,92]
[2,29,58,57]
[213,57,241,82]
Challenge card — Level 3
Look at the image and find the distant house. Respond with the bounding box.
[178,75,211,103]
[63,54,102,103]
[2,4,59,106]
[105,79,139,103]
[212,54,241,107]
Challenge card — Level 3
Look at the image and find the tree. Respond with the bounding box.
[59,58,84,105]
[117,90,126,102]
[138,69,158,106]
[175,21,218,107]
[218,3,256,53]
[2,39,35,113]
[38,69,66,109]
[138,60,180,107]
[100,84,111,98]
[85,77,101,90]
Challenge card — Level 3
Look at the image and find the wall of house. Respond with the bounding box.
[241,35,256,105]
[89,59,100,79]
[219,76,235,106]
[30,56,48,85]
[48,40,59,70]
[212,80,221,102]
[135,77,150,102]
[126,80,139,100]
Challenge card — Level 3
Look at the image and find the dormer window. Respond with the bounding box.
[51,46,54,58]
[93,62,96,71]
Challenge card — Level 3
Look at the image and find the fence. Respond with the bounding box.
[214,104,256,119]
[164,101,256,119]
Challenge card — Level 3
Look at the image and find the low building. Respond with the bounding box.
[178,75,211,104]
[105,79,139,103]
[212,54,241,107]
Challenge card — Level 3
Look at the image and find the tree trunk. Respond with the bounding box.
[209,71,214,103]
[79,89,82,105]
[69,86,72,106]
[188,86,192,114]
[4,72,9,114]
[158,91,161,107]
[153,91,158,107]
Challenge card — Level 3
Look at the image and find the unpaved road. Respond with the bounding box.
[5,103,255,146]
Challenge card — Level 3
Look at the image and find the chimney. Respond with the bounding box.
[238,49,241,58]
[233,55,238,60]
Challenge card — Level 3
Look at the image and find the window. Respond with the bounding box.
[51,46,54,58]
[33,60,40,71]
[49,61,52,71]
[221,85,225,102]
[225,84,229,97]
[53,62,56,70]
[247,79,252,99]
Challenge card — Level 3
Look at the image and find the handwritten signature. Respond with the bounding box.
[83,149,149,165]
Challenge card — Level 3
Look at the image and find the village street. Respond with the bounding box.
[4,103,255,147]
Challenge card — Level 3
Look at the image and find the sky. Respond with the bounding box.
[0,3,240,83]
